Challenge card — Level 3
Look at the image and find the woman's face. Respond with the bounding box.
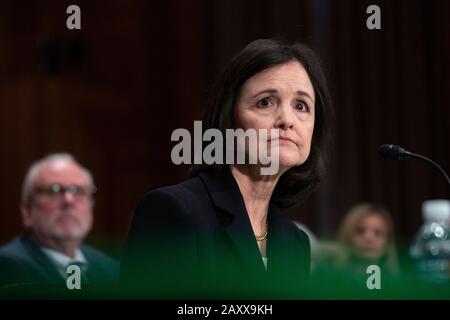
[234,60,315,172]
[351,213,389,260]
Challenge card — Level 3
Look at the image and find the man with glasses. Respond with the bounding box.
[0,153,118,296]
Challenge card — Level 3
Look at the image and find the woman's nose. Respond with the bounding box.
[274,104,294,130]
[363,231,377,242]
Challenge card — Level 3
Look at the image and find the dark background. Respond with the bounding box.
[1,0,448,258]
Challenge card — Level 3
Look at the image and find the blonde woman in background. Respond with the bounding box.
[337,203,399,277]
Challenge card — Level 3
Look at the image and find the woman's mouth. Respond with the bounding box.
[278,136,297,146]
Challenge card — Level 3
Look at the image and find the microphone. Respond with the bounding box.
[378,144,450,186]
[378,144,413,160]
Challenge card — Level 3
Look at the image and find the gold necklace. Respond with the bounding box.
[255,222,268,241]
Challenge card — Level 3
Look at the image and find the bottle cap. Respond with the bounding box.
[422,199,450,222]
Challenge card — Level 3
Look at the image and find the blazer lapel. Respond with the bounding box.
[198,170,266,274]
[266,205,292,273]
[266,206,310,291]
[20,234,65,282]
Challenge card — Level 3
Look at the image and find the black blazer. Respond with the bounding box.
[0,234,119,297]
[120,170,311,298]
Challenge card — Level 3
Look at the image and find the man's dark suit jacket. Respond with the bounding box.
[120,170,311,298]
[0,234,119,298]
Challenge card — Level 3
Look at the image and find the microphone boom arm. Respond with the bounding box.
[408,152,450,186]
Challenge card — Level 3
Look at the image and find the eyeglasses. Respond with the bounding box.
[32,183,97,200]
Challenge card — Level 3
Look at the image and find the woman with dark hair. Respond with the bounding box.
[120,39,333,298]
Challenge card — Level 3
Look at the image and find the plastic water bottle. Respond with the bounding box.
[410,199,450,284]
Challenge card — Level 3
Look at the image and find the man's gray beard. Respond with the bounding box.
[50,217,93,242]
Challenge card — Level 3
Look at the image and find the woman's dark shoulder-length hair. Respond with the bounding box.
[190,38,334,208]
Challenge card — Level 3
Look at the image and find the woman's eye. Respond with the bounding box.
[256,98,274,108]
[295,101,309,112]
